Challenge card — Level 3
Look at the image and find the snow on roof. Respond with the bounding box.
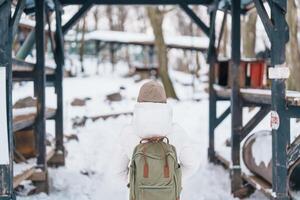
[19,17,208,51]
[165,34,209,50]
[86,30,153,44]
[19,17,36,28]
[19,17,57,31]
[67,30,209,51]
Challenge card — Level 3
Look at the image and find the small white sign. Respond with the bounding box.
[268,65,290,79]
[270,111,280,130]
[0,67,9,164]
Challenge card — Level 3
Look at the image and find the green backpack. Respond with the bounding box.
[129,137,182,200]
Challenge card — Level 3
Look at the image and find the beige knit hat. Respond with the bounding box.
[137,81,167,103]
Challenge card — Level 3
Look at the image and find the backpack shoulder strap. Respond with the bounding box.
[140,136,169,144]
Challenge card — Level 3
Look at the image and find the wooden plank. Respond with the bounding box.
[29,171,47,182]
[12,58,55,75]
[242,89,300,106]
[215,152,230,168]
[13,113,35,132]
[215,152,275,199]
[13,167,35,188]
[14,130,37,159]
[60,0,214,6]
[13,147,56,189]
[13,108,56,132]
[90,111,133,121]
[46,149,55,162]
[241,174,274,199]
[213,84,231,99]
[213,84,300,106]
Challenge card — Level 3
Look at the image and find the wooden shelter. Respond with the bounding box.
[0,0,296,200]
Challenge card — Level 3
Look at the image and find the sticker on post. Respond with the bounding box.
[0,67,9,164]
[268,64,290,79]
[270,111,280,130]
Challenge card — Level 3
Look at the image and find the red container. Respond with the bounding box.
[250,61,265,88]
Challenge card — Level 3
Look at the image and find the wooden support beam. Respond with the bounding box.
[217,6,228,53]
[13,168,35,189]
[208,1,218,162]
[60,0,213,5]
[0,0,6,6]
[216,106,231,127]
[269,0,289,199]
[13,108,56,132]
[34,0,47,177]
[13,146,56,189]
[286,105,300,118]
[207,0,218,63]
[179,4,210,37]
[240,106,270,141]
[53,0,65,166]
[62,1,93,35]
[15,30,35,60]
[11,0,26,38]
[253,0,273,39]
[0,0,14,199]
[230,0,243,195]
[215,153,274,199]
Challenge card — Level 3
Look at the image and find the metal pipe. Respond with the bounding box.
[15,30,35,60]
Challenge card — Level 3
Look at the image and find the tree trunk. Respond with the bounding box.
[106,6,116,71]
[106,6,113,29]
[287,0,300,91]
[80,17,87,73]
[136,7,147,33]
[93,7,99,30]
[147,6,178,99]
[117,6,127,31]
[219,19,228,57]
[242,12,257,58]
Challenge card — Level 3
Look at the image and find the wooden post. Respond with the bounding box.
[230,0,243,195]
[208,3,217,162]
[270,1,289,199]
[0,0,14,199]
[34,0,48,193]
[52,0,65,166]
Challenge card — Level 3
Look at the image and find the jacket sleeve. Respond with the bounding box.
[111,144,130,183]
[173,124,200,182]
[110,126,132,185]
[179,145,200,180]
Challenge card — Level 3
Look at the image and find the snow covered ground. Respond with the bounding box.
[13,61,273,200]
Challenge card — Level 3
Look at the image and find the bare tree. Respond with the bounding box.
[176,8,192,35]
[79,16,87,73]
[147,6,178,99]
[136,7,148,32]
[105,6,129,71]
[286,0,300,91]
[116,6,127,31]
[219,19,228,57]
[106,6,114,30]
[93,7,100,30]
[242,12,257,58]
[106,6,128,31]
[191,5,204,37]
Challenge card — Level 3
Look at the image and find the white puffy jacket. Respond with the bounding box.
[113,102,200,185]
